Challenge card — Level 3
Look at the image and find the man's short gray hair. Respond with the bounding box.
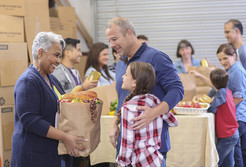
[32,32,65,62]
[106,16,136,36]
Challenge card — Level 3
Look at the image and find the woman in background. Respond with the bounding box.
[216,43,246,167]
[175,39,212,86]
[175,39,200,73]
[84,42,115,86]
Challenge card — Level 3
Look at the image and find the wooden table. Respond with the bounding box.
[90,113,219,167]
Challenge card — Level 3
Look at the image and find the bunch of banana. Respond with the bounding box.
[200,59,209,67]
[192,94,213,103]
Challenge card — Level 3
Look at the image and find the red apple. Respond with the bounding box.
[193,102,201,108]
[184,102,191,108]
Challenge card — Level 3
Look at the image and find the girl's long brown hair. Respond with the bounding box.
[116,61,156,120]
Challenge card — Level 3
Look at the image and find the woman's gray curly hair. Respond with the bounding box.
[32,32,65,62]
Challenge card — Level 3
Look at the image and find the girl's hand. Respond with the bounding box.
[109,116,120,148]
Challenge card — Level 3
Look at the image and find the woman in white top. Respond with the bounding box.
[84,42,115,86]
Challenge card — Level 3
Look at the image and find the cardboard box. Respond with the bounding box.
[50,7,77,39]
[24,0,50,64]
[0,0,25,16]
[90,83,117,115]
[188,66,217,87]
[50,16,63,35]
[0,43,28,86]
[0,15,24,42]
[0,105,15,167]
[49,7,58,17]
[0,86,14,106]
[178,74,196,101]
[196,86,212,97]
[57,7,77,39]
[74,56,88,82]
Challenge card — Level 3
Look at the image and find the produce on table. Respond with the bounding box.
[193,94,213,103]
[173,95,211,115]
[108,99,118,115]
[177,94,212,108]
[176,101,209,108]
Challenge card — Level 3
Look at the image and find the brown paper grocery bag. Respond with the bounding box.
[178,74,196,101]
[188,66,217,86]
[196,86,212,97]
[58,102,103,157]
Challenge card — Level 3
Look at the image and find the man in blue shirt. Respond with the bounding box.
[224,20,246,166]
[224,19,246,70]
[106,16,184,167]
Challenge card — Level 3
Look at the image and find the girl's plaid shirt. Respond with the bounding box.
[117,93,178,167]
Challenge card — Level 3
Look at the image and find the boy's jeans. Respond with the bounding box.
[217,130,239,167]
[234,121,246,167]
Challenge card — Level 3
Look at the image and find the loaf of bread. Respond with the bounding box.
[61,91,97,100]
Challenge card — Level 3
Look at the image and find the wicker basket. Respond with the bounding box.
[173,103,210,115]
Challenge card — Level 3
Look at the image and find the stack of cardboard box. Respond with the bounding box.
[24,0,51,64]
[0,0,28,166]
[49,6,77,40]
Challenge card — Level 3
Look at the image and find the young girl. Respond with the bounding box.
[116,61,178,167]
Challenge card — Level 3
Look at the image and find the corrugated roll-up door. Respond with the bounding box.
[94,0,246,66]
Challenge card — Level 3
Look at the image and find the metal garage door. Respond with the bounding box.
[94,0,246,66]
